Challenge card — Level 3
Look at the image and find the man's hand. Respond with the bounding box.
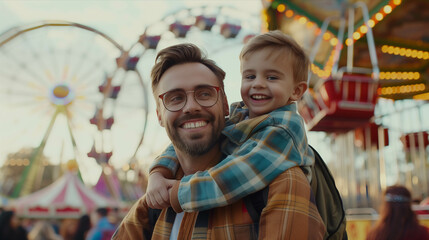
[146,172,176,209]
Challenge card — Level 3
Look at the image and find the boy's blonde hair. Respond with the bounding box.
[239,30,309,84]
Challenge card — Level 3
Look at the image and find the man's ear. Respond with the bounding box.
[156,108,164,127]
[290,81,308,101]
[222,92,229,116]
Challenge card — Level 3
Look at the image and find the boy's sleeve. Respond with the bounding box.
[149,144,179,179]
[170,125,312,212]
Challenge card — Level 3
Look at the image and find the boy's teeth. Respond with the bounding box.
[252,95,268,99]
[183,121,207,129]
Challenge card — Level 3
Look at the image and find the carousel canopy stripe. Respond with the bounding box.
[11,172,119,218]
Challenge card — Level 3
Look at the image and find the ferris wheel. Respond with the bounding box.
[0,21,149,197]
[126,5,260,61]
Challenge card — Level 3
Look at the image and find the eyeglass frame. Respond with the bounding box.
[158,85,221,112]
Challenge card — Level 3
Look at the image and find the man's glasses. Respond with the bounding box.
[159,85,220,112]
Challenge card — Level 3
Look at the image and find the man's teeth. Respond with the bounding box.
[183,121,207,129]
[252,95,268,100]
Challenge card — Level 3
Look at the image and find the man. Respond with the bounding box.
[112,43,325,239]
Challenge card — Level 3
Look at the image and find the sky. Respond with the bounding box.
[0,0,263,184]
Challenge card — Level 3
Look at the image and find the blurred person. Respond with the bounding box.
[366,185,429,240]
[73,215,91,240]
[28,221,62,240]
[107,208,120,227]
[22,218,36,233]
[59,219,78,240]
[86,208,115,240]
[0,210,28,240]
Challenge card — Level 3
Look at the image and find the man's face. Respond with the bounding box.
[156,62,229,156]
[240,48,306,118]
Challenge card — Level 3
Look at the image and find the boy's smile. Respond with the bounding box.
[251,94,270,100]
[240,48,305,118]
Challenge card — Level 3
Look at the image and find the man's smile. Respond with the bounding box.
[181,120,208,129]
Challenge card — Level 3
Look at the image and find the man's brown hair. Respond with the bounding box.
[151,43,226,98]
[240,30,309,84]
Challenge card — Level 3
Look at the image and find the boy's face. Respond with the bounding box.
[240,48,307,118]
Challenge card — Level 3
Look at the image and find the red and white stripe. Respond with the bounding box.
[12,172,119,218]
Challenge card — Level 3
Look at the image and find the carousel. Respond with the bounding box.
[261,0,428,238]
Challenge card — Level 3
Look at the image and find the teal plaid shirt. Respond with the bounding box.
[151,101,315,212]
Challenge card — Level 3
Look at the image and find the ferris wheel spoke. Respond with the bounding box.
[15,32,56,84]
[0,97,47,108]
[75,88,101,97]
[0,70,45,90]
[73,93,103,107]
[46,42,62,82]
[56,28,81,82]
[73,71,105,92]
[73,82,101,94]
[21,31,58,83]
[73,56,112,87]
[68,112,96,129]
[71,32,116,87]
[63,34,101,85]
[0,48,52,88]
[68,102,99,119]
[0,102,49,114]
[3,108,51,134]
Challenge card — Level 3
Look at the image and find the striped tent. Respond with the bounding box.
[11,171,120,218]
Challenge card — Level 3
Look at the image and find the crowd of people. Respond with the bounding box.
[0,207,118,240]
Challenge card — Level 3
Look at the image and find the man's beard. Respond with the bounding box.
[167,114,222,156]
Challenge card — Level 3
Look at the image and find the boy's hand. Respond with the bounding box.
[146,172,176,209]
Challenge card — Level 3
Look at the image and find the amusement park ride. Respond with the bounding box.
[0,21,151,204]
[263,0,429,212]
[0,5,260,208]
[299,2,380,133]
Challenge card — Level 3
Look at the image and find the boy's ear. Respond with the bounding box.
[290,82,308,101]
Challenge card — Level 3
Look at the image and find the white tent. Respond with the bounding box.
[12,171,120,218]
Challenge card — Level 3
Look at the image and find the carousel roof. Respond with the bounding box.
[264,0,428,100]
[11,171,120,218]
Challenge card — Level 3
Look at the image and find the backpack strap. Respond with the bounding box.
[243,187,269,234]
[243,145,348,240]
[309,145,347,240]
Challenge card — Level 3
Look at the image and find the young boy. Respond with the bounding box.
[146,30,314,212]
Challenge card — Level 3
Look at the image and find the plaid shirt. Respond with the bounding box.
[112,166,325,239]
[151,102,315,212]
